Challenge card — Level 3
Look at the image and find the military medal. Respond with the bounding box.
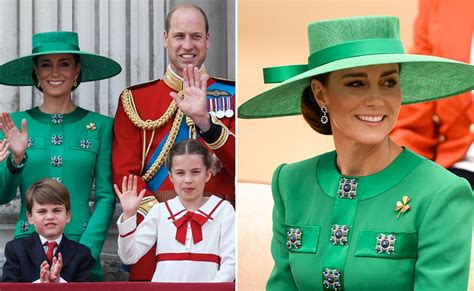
[224,96,234,118]
[216,97,225,118]
[208,98,216,117]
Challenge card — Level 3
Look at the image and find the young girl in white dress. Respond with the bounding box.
[115,139,235,282]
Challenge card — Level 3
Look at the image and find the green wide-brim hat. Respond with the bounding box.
[238,16,474,119]
[0,31,121,86]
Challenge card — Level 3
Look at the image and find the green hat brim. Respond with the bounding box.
[0,50,122,86]
[238,54,474,119]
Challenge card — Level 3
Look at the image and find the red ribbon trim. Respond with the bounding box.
[173,211,208,245]
[120,228,137,238]
[156,253,220,264]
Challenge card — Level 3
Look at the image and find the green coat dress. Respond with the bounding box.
[0,107,116,281]
[267,148,472,290]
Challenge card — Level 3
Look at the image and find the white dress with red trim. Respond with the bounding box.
[117,195,235,282]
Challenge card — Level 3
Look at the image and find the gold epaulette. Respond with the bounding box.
[137,196,159,217]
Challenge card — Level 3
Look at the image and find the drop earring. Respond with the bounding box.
[73,79,78,87]
[321,106,328,124]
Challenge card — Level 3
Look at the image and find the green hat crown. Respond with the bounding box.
[307,17,404,68]
[309,16,400,53]
[264,16,405,83]
[240,16,474,119]
[0,31,122,86]
[31,31,81,54]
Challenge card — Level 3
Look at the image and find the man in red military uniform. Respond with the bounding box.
[112,3,235,280]
[391,0,474,188]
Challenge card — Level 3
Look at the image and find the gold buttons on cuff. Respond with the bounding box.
[432,114,441,125]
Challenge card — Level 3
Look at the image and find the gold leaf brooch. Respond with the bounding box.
[395,195,411,219]
[86,122,96,132]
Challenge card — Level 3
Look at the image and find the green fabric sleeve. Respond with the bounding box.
[414,177,472,290]
[0,134,22,205]
[78,117,116,260]
[0,162,22,204]
[6,152,27,175]
[267,164,298,291]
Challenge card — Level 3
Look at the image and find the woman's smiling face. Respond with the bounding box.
[312,63,402,146]
[35,53,80,99]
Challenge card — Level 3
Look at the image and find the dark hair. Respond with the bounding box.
[26,178,71,214]
[32,54,82,92]
[165,3,209,34]
[301,73,332,135]
[165,139,212,171]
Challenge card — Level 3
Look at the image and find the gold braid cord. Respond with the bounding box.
[137,196,159,216]
[121,89,177,130]
[141,109,184,182]
[186,116,197,139]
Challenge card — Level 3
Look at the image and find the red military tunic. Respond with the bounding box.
[391,0,474,168]
[112,66,235,280]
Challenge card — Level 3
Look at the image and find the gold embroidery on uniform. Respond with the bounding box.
[163,65,207,92]
[207,127,226,150]
[207,89,230,97]
[204,114,234,150]
[137,196,159,216]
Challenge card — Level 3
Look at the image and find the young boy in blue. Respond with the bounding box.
[2,178,94,282]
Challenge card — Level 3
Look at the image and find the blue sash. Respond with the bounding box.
[145,117,188,191]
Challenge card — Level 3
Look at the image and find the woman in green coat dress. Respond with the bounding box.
[0,31,121,281]
[239,16,474,290]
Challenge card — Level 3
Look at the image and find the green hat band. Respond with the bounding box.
[32,42,80,54]
[264,64,307,83]
[309,38,404,68]
[264,38,404,84]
